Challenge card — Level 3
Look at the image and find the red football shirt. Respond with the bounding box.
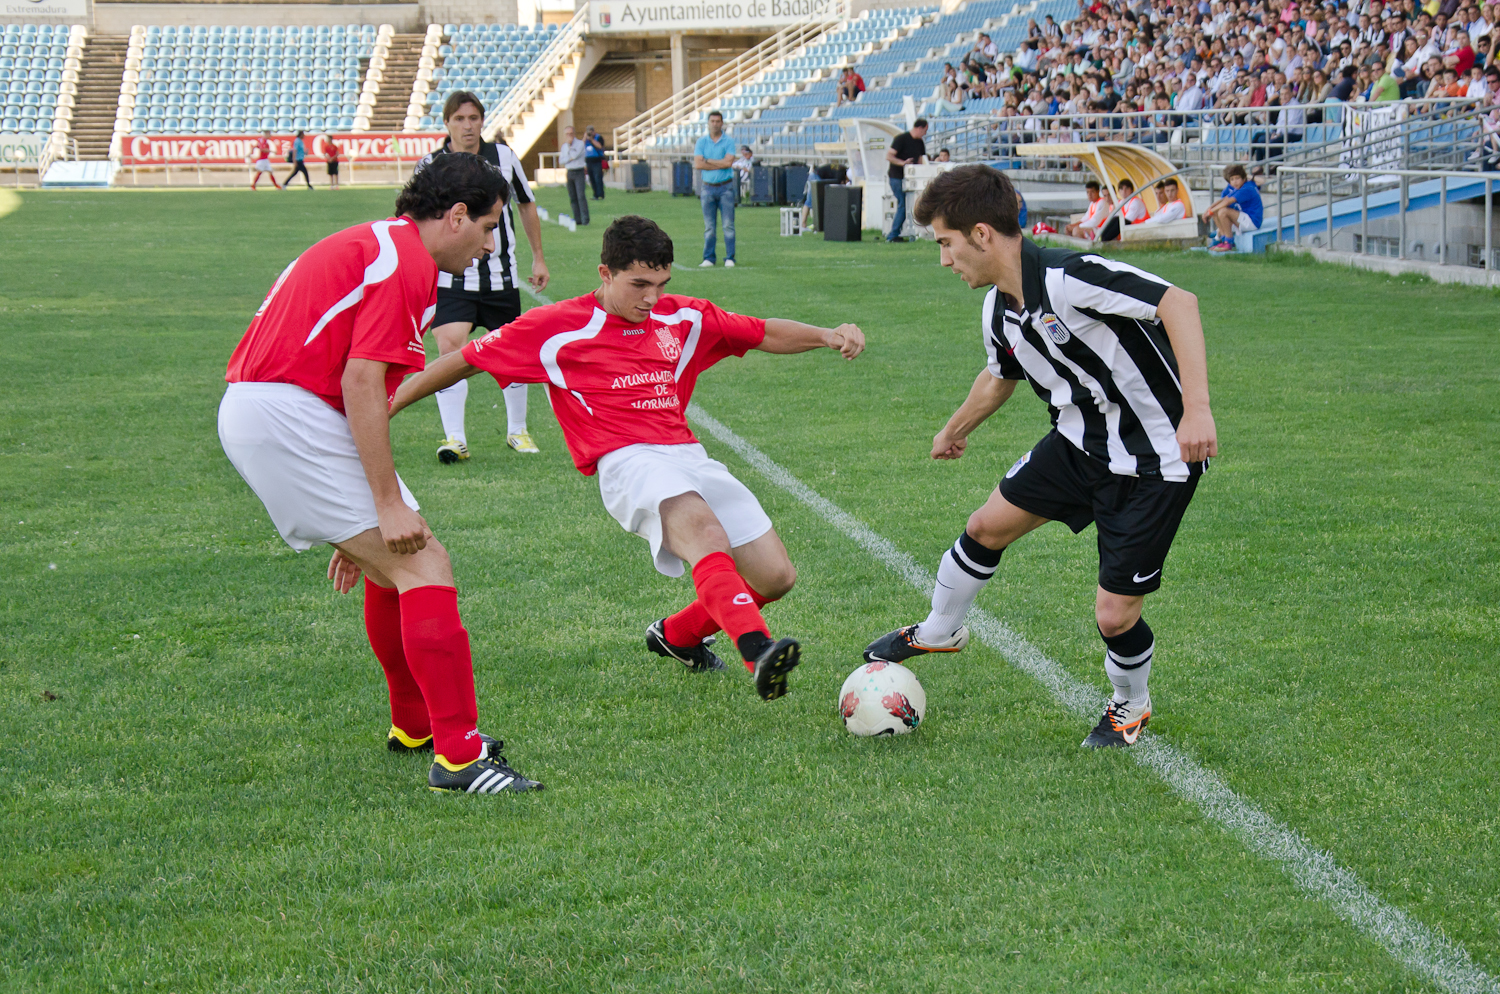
[461,292,766,475]
[226,218,436,413]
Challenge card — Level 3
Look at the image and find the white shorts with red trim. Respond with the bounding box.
[218,382,419,551]
[597,442,773,577]
[253,158,275,173]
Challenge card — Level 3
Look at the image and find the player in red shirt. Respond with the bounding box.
[390,215,865,701]
[219,154,543,794]
[250,130,281,191]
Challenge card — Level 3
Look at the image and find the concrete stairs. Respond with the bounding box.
[74,35,128,160]
[369,34,424,133]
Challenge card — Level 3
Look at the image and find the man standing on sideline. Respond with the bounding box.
[389,215,866,701]
[864,166,1217,750]
[251,129,281,189]
[324,135,340,190]
[584,125,606,200]
[885,118,928,242]
[218,155,543,794]
[414,91,551,464]
[559,125,590,226]
[694,110,737,268]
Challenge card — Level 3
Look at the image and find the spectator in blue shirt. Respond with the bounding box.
[1202,163,1263,252]
[694,111,738,267]
[284,129,313,190]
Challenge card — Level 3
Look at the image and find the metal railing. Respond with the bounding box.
[624,96,1488,173]
[613,3,848,157]
[929,98,1484,172]
[483,5,588,144]
[35,135,79,184]
[1271,164,1495,271]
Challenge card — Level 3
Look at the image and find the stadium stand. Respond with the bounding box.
[121,23,378,136]
[413,22,561,130]
[1,24,86,147]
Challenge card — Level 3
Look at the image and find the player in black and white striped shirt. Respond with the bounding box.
[865,166,1218,749]
[414,91,550,463]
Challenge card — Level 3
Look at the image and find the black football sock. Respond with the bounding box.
[736,631,773,662]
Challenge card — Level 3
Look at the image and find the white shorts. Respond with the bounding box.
[218,381,419,551]
[254,158,274,172]
[597,442,773,577]
[1230,207,1257,233]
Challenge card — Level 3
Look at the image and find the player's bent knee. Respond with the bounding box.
[1095,594,1143,637]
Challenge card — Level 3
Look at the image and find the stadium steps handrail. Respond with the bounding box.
[481,6,588,156]
[613,4,851,157]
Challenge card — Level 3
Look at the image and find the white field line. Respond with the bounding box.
[686,402,1499,994]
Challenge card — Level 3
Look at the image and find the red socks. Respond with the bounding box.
[664,584,779,646]
[397,585,482,766]
[363,579,430,741]
[688,552,773,670]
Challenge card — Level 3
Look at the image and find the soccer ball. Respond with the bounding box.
[838,661,926,736]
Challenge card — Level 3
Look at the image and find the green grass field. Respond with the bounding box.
[1,184,1497,993]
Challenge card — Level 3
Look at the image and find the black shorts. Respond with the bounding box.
[326,161,339,175]
[433,286,522,332]
[998,430,1203,596]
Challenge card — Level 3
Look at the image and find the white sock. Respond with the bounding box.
[436,378,468,444]
[916,533,1002,643]
[503,383,528,435]
[1102,622,1154,705]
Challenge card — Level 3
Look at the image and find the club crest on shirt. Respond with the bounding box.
[654,327,681,362]
[1039,313,1071,345]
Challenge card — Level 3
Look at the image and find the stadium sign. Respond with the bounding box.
[0,132,48,167]
[2,0,87,17]
[120,133,447,165]
[590,0,836,32]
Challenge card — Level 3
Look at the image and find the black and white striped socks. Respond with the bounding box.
[1101,618,1154,705]
[917,532,1004,643]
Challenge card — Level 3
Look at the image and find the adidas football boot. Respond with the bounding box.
[645,619,727,673]
[506,431,540,454]
[429,740,543,794]
[1081,696,1152,749]
[753,637,802,701]
[863,623,969,664]
[436,436,470,464]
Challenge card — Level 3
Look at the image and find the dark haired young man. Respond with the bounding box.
[390,215,866,701]
[413,90,551,463]
[864,165,1218,749]
[1201,163,1262,253]
[219,155,543,794]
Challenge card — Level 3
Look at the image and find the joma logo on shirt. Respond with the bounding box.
[654,327,681,362]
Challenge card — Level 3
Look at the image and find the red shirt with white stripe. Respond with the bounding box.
[226,217,437,413]
[461,292,766,475]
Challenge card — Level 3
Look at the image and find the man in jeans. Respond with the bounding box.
[885,118,928,242]
[694,111,738,268]
[559,124,590,226]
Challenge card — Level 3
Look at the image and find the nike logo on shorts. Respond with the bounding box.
[1132,569,1161,583]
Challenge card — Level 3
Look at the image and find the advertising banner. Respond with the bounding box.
[2,0,87,20]
[589,0,836,32]
[0,132,49,167]
[119,132,447,166]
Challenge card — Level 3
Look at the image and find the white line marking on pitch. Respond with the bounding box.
[687,402,1498,994]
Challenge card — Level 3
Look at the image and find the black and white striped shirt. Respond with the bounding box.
[414,139,535,294]
[984,240,1199,482]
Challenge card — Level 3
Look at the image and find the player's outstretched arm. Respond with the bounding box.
[389,350,482,418]
[343,358,432,555]
[932,371,1018,460]
[757,319,865,359]
[1155,286,1218,464]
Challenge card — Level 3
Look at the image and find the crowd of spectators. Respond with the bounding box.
[920,0,1499,144]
